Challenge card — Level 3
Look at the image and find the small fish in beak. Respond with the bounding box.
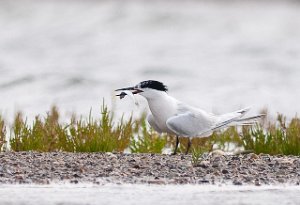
[116,90,139,106]
[117,91,127,99]
[115,85,143,106]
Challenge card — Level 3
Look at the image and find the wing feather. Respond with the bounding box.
[166,111,216,137]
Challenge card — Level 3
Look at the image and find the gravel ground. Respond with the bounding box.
[0,152,299,185]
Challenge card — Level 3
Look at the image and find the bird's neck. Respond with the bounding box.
[145,91,169,101]
[145,92,177,120]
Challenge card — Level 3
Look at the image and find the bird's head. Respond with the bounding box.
[115,80,168,99]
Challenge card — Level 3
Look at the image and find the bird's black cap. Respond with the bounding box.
[138,80,168,92]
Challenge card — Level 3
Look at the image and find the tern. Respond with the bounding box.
[116,80,264,155]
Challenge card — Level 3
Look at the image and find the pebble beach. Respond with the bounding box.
[0,152,299,186]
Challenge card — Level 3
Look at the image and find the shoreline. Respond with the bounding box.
[0,152,299,185]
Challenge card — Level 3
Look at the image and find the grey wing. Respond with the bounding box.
[147,114,163,133]
[166,111,215,137]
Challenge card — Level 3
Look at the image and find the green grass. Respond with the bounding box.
[130,116,168,153]
[1,103,300,156]
[9,104,134,152]
[242,114,300,155]
[68,104,133,152]
[10,108,72,152]
[0,115,6,151]
[191,145,211,166]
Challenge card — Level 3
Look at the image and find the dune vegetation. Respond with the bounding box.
[0,103,300,156]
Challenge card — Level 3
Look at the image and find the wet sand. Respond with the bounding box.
[0,152,299,185]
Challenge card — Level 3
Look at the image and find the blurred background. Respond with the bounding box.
[0,0,300,121]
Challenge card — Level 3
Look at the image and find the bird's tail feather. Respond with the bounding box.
[228,115,265,126]
[235,114,265,123]
[236,107,251,117]
[212,113,265,131]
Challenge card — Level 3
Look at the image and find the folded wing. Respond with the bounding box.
[166,110,216,137]
[166,107,264,138]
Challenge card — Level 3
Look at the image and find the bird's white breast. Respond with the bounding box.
[146,94,178,133]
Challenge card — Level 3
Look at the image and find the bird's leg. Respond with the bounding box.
[172,135,179,155]
[185,138,192,154]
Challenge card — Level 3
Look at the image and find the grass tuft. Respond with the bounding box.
[69,104,133,152]
[10,107,72,152]
[0,104,300,156]
[9,103,135,153]
[242,114,300,155]
[191,145,210,166]
[130,116,167,153]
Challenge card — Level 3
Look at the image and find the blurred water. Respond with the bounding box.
[0,0,300,121]
[0,184,300,205]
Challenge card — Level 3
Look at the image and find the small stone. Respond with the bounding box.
[278,158,294,166]
[198,179,210,184]
[222,169,229,174]
[249,153,259,160]
[65,163,72,168]
[211,150,226,156]
[148,180,165,185]
[212,156,223,162]
[128,159,136,163]
[199,160,210,168]
[70,179,79,184]
[254,179,261,186]
[233,179,243,186]
[15,175,24,180]
[132,164,140,169]
[243,176,254,182]
[73,173,81,178]
[105,167,113,172]
[154,162,161,166]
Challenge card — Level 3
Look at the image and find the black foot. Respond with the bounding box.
[172,135,179,156]
[185,138,192,154]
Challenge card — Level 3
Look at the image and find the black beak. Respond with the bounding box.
[115,86,135,91]
[115,86,143,98]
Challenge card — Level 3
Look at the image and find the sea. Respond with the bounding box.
[0,0,300,122]
[0,184,300,205]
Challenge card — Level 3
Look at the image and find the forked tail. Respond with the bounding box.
[212,107,265,131]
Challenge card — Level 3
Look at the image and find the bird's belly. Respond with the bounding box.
[154,118,173,134]
[151,111,175,134]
